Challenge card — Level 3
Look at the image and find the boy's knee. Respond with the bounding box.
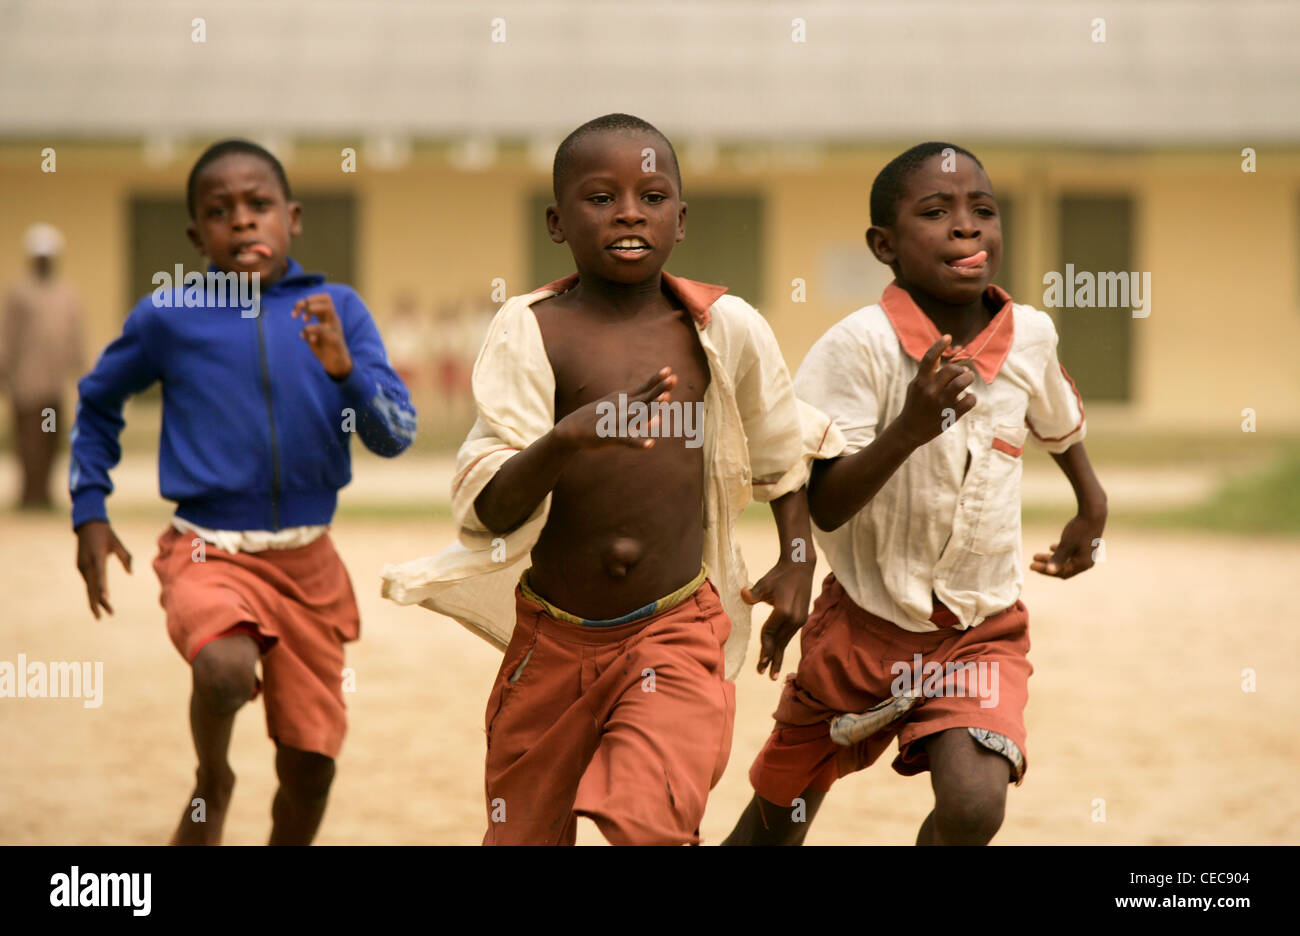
[933,781,1006,844]
[723,791,823,846]
[191,636,258,714]
[276,747,336,802]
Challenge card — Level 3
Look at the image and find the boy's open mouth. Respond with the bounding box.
[607,236,652,259]
[233,243,272,265]
[945,249,987,276]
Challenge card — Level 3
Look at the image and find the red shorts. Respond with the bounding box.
[483,579,735,845]
[152,526,361,759]
[749,574,1031,807]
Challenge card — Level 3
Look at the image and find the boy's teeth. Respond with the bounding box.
[950,250,987,268]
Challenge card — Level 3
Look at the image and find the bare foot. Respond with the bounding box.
[172,766,235,845]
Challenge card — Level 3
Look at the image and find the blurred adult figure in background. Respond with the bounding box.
[2,224,84,509]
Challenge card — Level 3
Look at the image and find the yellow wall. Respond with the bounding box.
[1140,170,1300,432]
[3,141,1298,431]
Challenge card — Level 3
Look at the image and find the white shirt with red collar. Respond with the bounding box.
[796,282,1086,633]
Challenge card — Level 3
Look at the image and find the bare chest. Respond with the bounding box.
[537,308,710,420]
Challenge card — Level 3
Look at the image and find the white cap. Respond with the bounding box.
[24,223,65,257]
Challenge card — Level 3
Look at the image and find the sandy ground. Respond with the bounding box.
[3,497,1298,846]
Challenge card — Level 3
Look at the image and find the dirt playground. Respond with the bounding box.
[2,508,1298,845]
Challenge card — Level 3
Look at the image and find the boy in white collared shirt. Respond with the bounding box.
[726,142,1108,846]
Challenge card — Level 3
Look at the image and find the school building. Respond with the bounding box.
[2,0,1298,435]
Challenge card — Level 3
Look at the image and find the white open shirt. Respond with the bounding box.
[381,273,844,679]
[797,282,1086,634]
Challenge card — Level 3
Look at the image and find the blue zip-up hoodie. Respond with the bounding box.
[70,259,417,531]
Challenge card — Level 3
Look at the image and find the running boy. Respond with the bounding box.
[71,139,417,845]
[382,114,841,845]
[726,142,1107,845]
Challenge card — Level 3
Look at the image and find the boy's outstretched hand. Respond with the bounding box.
[747,559,815,680]
[293,293,353,379]
[1031,511,1106,578]
[896,335,977,447]
[75,520,132,619]
[553,367,677,451]
[1036,442,1107,579]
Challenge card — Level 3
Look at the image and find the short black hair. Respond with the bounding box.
[552,113,682,201]
[186,139,292,219]
[869,142,985,227]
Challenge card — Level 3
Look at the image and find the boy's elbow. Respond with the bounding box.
[371,433,414,458]
[364,410,417,457]
[807,486,838,532]
[481,517,512,537]
[472,483,523,537]
[388,426,417,456]
[806,461,842,532]
[809,501,844,533]
[475,503,514,537]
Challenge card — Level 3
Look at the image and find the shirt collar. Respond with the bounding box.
[880,281,1015,384]
[531,271,727,328]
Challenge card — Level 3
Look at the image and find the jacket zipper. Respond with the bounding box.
[255,309,282,531]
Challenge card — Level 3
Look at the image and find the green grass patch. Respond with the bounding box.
[1022,431,1296,471]
[1139,445,1300,535]
[739,445,1300,538]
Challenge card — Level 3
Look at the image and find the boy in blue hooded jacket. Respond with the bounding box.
[70,139,416,845]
